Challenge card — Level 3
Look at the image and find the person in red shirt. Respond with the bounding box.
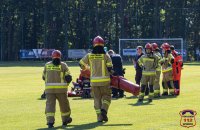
[170,45,183,95]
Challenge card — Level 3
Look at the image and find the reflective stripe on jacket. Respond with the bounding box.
[43,61,70,93]
[161,53,174,73]
[79,53,112,86]
[138,54,159,76]
[154,52,162,71]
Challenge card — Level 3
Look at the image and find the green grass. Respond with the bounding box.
[0,61,200,130]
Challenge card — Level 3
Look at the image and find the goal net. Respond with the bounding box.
[119,38,185,61]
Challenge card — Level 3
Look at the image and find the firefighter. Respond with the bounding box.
[42,50,72,128]
[152,43,162,98]
[137,43,159,102]
[108,50,125,98]
[79,36,113,122]
[133,46,149,95]
[160,43,175,96]
[170,45,183,95]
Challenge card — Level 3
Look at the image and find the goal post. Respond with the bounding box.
[119,38,185,61]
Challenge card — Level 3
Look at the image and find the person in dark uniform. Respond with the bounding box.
[133,46,149,95]
[133,46,144,85]
[108,50,125,98]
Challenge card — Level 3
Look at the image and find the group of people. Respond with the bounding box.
[42,35,183,128]
[133,42,183,103]
[42,36,114,128]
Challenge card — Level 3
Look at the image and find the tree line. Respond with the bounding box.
[0,0,199,60]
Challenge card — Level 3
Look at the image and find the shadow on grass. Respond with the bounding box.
[184,62,200,66]
[71,96,129,101]
[71,97,93,100]
[129,99,154,106]
[125,96,138,99]
[153,95,178,100]
[37,98,46,100]
[37,122,133,130]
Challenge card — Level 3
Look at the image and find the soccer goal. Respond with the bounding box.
[119,38,185,61]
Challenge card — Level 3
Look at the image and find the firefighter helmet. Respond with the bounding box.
[52,50,61,59]
[145,43,152,51]
[152,43,159,51]
[93,36,104,47]
[161,43,170,51]
[170,45,175,50]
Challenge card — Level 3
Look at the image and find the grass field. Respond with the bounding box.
[0,61,200,130]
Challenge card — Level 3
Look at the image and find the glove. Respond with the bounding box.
[65,75,72,83]
[122,68,126,74]
[107,67,116,75]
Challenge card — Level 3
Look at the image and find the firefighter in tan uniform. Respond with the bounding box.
[43,50,72,128]
[79,36,113,122]
[160,43,175,96]
[152,43,162,98]
[137,43,159,102]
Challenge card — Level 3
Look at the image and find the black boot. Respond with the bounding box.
[112,88,118,98]
[148,99,152,102]
[138,84,145,103]
[162,92,168,96]
[47,123,54,128]
[101,109,108,122]
[137,98,143,102]
[62,117,72,126]
[118,90,124,98]
[41,91,46,99]
[154,91,160,98]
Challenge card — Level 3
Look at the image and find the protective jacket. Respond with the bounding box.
[172,51,183,80]
[138,54,159,76]
[43,61,70,93]
[161,53,174,73]
[79,53,113,86]
[154,51,162,72]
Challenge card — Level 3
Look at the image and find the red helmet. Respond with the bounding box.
[93,36,104,47]
[52,50,61,59]
[161,43,170,51]
[145,43,152,51]
[152,43,159,51]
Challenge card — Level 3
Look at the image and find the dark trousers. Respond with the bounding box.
[173,80,180,89]
[112,73,124,97]
[112,88,124,97]
[135,70,142,85]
